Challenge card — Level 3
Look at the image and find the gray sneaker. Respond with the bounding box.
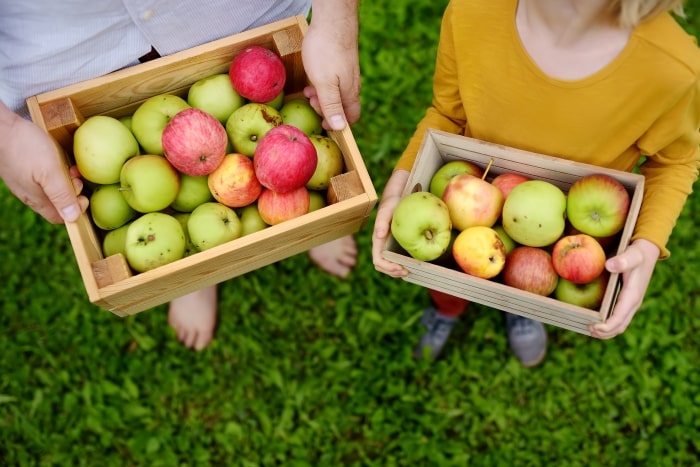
[505,313,547,367]
[413,307,457,359]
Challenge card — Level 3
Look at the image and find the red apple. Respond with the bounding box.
[566,173,630,238]
[555,270,610,310]
[253,124,317,193]
[257,186,310,225]
[229,45,286,103]
[208,153,262,208]
[502,246,559,296]
[441,173,504,231]
[551,234,606,284]
[491,173,530,199]
[162,108,228,176]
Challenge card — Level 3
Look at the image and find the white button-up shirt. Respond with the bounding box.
[0,0,310,116]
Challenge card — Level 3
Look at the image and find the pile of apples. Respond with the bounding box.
[391,159,632,310]
[72,45,344,274]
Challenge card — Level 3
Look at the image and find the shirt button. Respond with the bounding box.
[142,10,154,20]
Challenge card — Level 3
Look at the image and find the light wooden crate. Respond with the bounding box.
[381,129,644,335]
[26,16,377,317]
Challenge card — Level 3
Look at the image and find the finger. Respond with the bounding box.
[605,246,644,274]
[313,81,353,131]
[39,171,82,223]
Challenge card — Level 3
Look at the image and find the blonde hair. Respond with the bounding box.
[610,0,686,28]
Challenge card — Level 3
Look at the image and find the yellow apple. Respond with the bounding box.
[452,226,506,279]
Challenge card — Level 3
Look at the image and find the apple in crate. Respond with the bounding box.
[229,45,286,103]
[429,160,484,199]
[226,103,283,156]
[73,115,140,184]
[257,186,310,225]
[279,97,323,136]
[187,202,242,251]
[187,73,245,124]
[306,135,344,190]
[208,153,262,208]
[390,191,452,262]
[102,222,131,258]
[162,108,228,176]
[254,124,318,193]
[552,234,606,284]
[555,270,610,310]
[502,180,566,247]
[171,174,213,212]
[131,94,191,155]
[566,173,630,238]
[89,183,136,230]
[308,190,327,212]
[238,203,269,236]
[124,212,186,273]
[452,226,506,279]
[119,155,181,213]
[442,173,504,231]
[491,173,530,199]
[502,246,559,296]
[493,223,516,254]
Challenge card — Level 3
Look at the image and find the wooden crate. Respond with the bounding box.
[26,16,377,317]
[381,129,644,336]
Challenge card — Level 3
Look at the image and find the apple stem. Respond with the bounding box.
[482,158,494,181]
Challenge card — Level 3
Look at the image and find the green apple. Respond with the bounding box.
[102,222,132,257]
[225,103,282,156]
[171,174,213,212]
[279,98,323,136]
[554,270,610,310]
[306,135,344,190]
[119,155,181,213]
[187,202,242,251]
[173,212,198,257]
[89,183,137,230]
[502,180,566,247]
[493,223,516,254]
[131,94,190,155]
[73,115,140,184]
[124,212,186,273]
[566,173,630,238]
[265,91,285,110]
[238,203,269,236]
[118,115,133,132]
[429,160,484,199]
[308,190,327,212]
[187,73,245,124]
[390,191,453,261]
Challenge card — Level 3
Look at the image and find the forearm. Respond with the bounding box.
[310,0,359,35]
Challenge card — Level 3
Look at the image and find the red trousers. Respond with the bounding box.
[429,289,469,318]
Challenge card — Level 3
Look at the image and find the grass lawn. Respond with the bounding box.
[2,1,700,465]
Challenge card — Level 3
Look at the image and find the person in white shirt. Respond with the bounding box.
[0,0,361,350]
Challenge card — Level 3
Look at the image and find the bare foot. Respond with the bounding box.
[307,235,357,279]
[168,285,218,351]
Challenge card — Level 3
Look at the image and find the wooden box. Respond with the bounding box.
[381,129,644,335]
[26,16,377,317]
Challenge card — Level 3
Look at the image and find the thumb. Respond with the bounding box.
[44,175,81,223]
[314,83,353,131]
[605,246,643,274]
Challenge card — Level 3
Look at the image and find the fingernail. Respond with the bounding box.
[61,204,80,222]
[330,115,346,131]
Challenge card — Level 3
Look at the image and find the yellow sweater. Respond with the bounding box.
[395,0,700,258]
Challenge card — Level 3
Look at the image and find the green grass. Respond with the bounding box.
[2,1,700,465]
